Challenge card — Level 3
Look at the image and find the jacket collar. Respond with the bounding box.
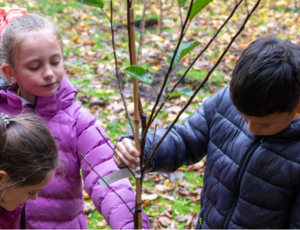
[0,76,77,116]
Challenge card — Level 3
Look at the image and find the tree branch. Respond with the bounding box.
[143,0,262,172]
[149,0,244,125]
[80,154,134,215]
[140,0,195,153]
[108,0,134,135]
[96,127,135,177]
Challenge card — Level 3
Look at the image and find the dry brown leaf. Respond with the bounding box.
[158,216,172,227]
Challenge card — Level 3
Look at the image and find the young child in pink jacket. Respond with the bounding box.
[0,7,149,229]
[0,113,58,229]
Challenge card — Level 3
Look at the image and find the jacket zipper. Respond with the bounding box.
[223,136,265,229]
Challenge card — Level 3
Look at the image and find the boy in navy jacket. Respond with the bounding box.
[114,37,300,228]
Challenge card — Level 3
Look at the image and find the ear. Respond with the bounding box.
[296,101,300,114]
[0,170,9,182]
[1,63,16,83]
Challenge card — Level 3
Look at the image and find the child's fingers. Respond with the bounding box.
[122,138,140,157]
[114,148,136,168]
[115,139,140,168]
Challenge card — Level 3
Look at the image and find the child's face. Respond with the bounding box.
[239,104,300,136]
[0,169,55,211]
[7,32,64,104]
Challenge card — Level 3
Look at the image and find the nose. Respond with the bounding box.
[29,192,38,201]
[42,64,54,80]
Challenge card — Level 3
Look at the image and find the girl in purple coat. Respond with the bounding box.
[0,113,58,229]
[0,10,149,229]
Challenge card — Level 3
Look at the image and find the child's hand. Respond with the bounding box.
[114,138,140,169]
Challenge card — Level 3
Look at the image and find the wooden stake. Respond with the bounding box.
[129,8,142,229]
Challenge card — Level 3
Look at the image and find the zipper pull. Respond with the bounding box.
[260,136,265,143]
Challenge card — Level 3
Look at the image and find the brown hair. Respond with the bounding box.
[0,113,58,192]
[0,14,63,82]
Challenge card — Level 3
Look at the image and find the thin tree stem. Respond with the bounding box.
[108,0,134,135]
[137,0,147,65]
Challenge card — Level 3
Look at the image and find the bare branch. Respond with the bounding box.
[141,0,195,153]
[143,0,262,172]
[104,0,134,134]
[80,154,134,215]
[178,3,183,28]
[137,0,147,65]
[244,0,249,15]
[149,0,244,125]
[150,125,158,156]
[96,127,135,177]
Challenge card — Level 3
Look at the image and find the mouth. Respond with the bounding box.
[42,82,56,88]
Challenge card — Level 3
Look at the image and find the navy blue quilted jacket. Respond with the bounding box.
[140,86,300,228]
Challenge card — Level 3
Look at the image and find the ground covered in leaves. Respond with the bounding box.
[2,0,300,228]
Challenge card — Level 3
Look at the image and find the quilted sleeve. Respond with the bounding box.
[76,107,150,229]
[289,189,300,228]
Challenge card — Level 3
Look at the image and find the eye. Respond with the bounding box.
[261,124,270,128]
[29,66,39,71]
[52,60,60,65]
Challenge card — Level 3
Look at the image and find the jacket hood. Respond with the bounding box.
[0,76,77,116]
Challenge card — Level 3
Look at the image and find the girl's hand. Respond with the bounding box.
[114,138,140,169]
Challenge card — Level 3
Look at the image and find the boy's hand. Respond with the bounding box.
[114,138,140,169]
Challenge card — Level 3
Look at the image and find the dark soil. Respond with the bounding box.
[138,63,185,101]
[110,63,186,101]
[115,18,158,30]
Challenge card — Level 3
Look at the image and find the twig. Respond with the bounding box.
[80,154,134,215]
[143,0,262,172]
[149,0,244,125]
[103,1,134,135]
[137,0,147,65]
[158,0,163,34]
[150,125,158,155]
[178,3,183,28]
[244,0,249,15]
[141,0,195,151]
[183,19,192,38]
[96,127,135,177]
[150,85,159,95]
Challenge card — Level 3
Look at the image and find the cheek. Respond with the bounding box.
[264,123,289,135]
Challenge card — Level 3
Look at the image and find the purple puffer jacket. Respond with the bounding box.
[0,76,150,229]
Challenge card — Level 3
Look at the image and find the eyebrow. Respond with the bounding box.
[256,123,272,126]
[25,54,61,62]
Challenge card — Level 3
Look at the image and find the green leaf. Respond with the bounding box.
[189,0,213,20]
[169,87,194,98]
[75,0,104,9]
[124,66,153,85]
[167,41,200,68]
[178,0,188,7]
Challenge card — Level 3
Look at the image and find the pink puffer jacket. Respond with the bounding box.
[0,76,149,229]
